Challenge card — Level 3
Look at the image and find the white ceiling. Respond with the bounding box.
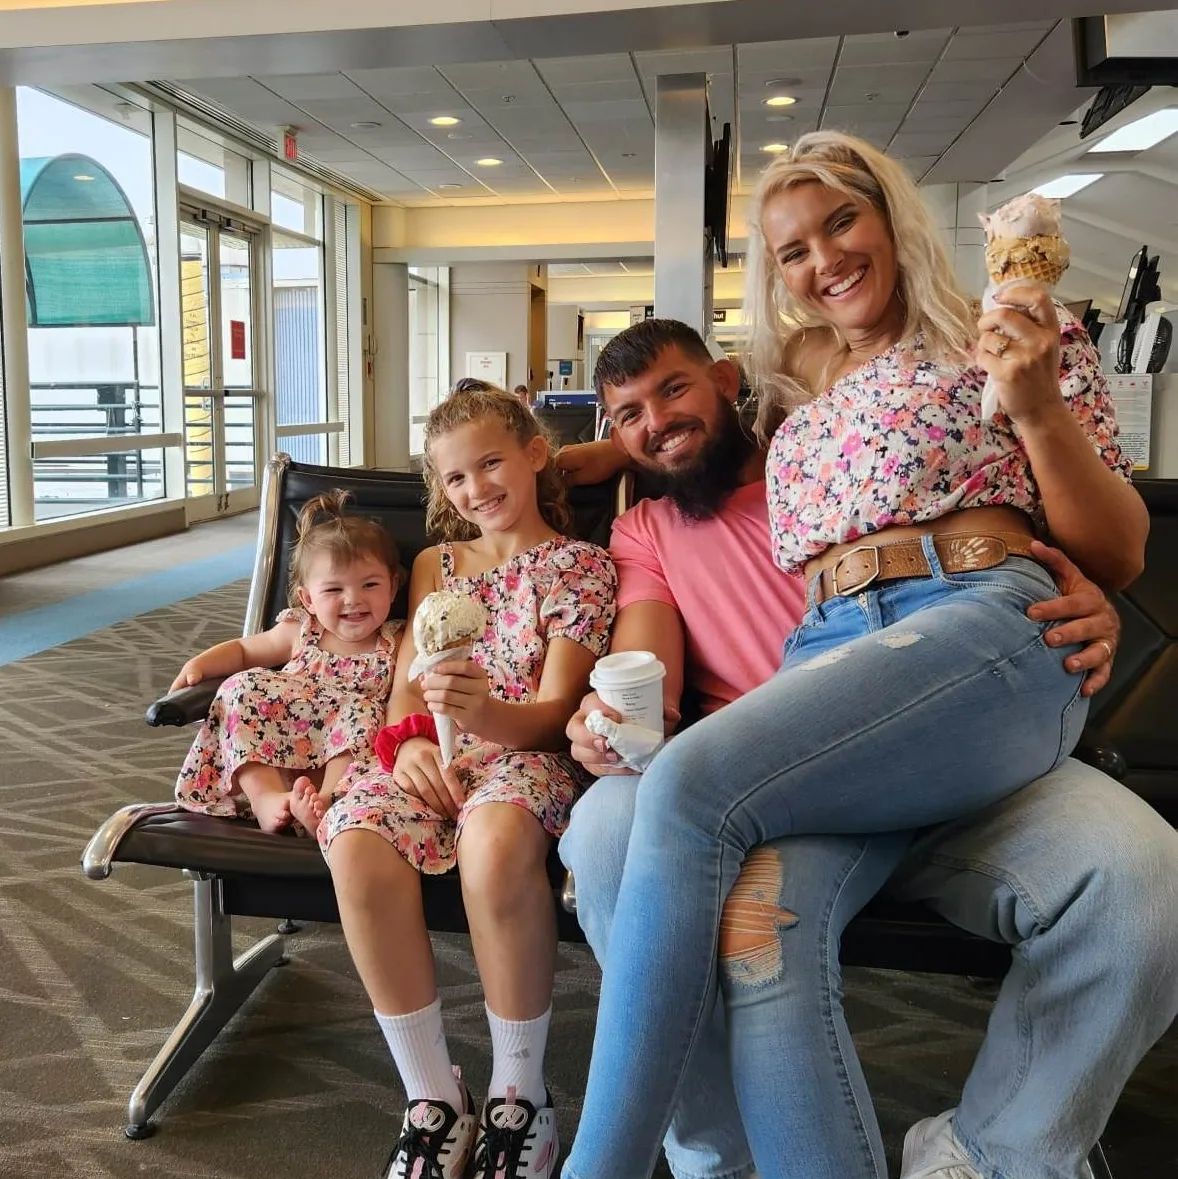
[174,20,1062,206]
[989,86,1178,314]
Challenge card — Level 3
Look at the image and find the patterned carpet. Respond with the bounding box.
[0,582,1173,1178]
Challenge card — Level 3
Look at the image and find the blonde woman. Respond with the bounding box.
[564,132,1147,1179]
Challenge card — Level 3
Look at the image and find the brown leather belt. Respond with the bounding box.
[810,531,1038,605]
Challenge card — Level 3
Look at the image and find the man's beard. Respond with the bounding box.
[641,405,758,522]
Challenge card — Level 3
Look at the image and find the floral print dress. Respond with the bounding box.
[320,537,617,872]
[175,607,404,819]
[766,310,1133,574]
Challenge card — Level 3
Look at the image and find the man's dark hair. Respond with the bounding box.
[593,318,713,401]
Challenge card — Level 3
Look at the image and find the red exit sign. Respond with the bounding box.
[282,128,298,161]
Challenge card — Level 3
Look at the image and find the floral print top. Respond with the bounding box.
[437,537,617,710]
[766,311,1133,573]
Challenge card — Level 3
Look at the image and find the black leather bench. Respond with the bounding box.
[82,457,1176,1174]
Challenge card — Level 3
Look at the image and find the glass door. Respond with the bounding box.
[180,211,263,522]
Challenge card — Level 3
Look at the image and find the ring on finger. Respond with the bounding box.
[1097,639,1114,662]
[993,336,1009,357]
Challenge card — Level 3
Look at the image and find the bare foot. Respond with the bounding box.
[253,790,293,834]
[289,776,326,837]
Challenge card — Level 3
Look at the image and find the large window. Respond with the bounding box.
[272,169,330,465]
[17,88,164,521]
[177,118,251,206]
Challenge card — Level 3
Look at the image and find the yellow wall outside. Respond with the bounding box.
[180,254,213,488]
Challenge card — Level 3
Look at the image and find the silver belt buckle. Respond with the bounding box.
[831,545,881,597]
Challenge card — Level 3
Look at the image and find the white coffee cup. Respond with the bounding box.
[589,651,667,733]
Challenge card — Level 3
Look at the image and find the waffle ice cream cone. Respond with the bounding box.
[984,233,1069,287]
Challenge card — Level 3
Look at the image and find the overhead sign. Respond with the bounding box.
[282,128,299,161]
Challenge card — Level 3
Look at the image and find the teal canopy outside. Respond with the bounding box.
[20,152,155,327]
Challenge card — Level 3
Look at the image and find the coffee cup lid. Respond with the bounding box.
[591,650,666,685]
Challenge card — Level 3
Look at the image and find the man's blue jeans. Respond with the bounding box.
[561,762,1178,1179]
[561,551,1177,1179]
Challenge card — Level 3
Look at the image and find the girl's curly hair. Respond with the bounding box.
[423,382,570,541]
[288,489,400,605]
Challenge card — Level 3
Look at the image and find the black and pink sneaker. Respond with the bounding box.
[383,1076,477,1179]
[469,1087,558,1179]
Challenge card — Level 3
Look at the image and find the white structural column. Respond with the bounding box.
[654,74,712,334]
[0,87,33,527]
[372,261,409,470]
[152,107,186,506]
[922,181,990,296]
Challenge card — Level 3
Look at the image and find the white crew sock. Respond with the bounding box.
[375,998,463,1109]
[486,1004,551,1106]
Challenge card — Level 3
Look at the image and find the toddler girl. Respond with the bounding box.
[174,490,403,834]
[319,383,615,1179]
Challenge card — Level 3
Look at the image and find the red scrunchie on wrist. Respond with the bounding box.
[375,714,439,772]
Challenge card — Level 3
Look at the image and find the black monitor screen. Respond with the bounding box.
[1115,246,1148,322]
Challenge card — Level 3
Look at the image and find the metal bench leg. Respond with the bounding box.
[1088,1141,1115,1179]
[125,874,285,1139]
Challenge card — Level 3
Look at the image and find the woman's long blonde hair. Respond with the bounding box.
[744,130,976,439]
[423,381,571,541]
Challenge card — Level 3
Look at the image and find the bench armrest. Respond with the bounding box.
[145,678,227,727]
[1074,740,1128,782]
[81,802,184,880]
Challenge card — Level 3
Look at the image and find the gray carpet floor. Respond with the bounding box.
[0,580,1173,1177]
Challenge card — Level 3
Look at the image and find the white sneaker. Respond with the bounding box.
[902,1110,983,1178]
[383,1075,477,1179]
[902,1109,1096,1179]
[469,1087,559,1178]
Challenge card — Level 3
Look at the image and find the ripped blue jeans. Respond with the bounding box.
[563,547,1089,1179]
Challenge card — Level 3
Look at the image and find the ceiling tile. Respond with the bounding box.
[254,73,366,101]
[942,28,1049,60]
[633,48,734,76]
[534,54,637,86]
[827,63,930,105]
[344,67,451,98]
[737,38,840,72]
[839,29,952,66]
[927,58,1020,84]
[890,130,958,156]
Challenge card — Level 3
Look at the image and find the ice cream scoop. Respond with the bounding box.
[980,194,1070,288]
[410,591,490,765]
[413,591,489,655]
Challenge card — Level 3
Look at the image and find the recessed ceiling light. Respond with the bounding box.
[73,174,95,182]
[766,113,795,124]
[439,183,463,190]
[350,121,382,130]
[764,77,802,89]
[761,142,790,154]
[1087,108,1178,153]
[429,115,461,127]
[1030,173,1103,198]
[765,95,797,108]
[476,157,503,167]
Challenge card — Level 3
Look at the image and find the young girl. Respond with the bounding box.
[318,384,615,1179]
[173,491,403,835]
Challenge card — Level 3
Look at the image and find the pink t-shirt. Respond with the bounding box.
[609,480,806,716]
